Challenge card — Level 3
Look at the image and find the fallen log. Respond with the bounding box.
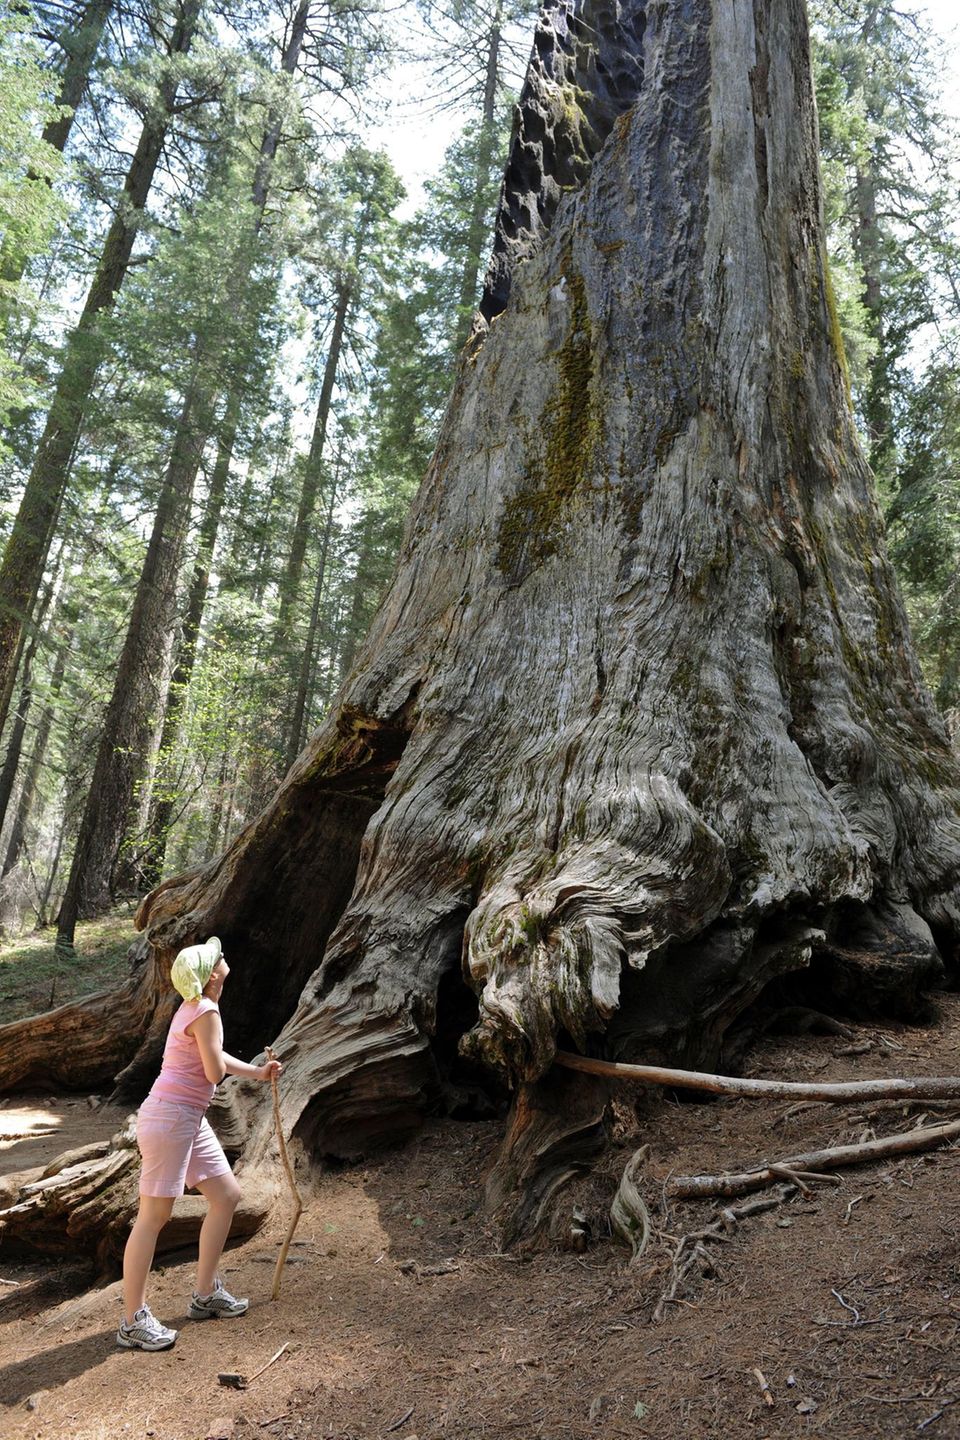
[667,1117,960,1199]
[0,1114,274,1265]
[555,1050,960,1103]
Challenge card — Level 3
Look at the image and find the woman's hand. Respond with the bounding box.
[257,1059,283,1082]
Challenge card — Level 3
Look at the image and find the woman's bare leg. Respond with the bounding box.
[123,1195,175,1321]
[194,1172,241,1294]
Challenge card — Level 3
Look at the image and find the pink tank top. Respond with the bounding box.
[150,997,220,1109]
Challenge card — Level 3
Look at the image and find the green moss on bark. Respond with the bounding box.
[497,269,600,583]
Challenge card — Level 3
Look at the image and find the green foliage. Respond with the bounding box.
[5,0,958,934]
[0,5,68,438]
[810,0,960,705]
[0,906,135,1020]
[886,358,960,706]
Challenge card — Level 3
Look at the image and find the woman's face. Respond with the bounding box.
[204,957,230,1001]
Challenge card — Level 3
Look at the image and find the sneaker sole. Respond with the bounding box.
[188,1304,249,1320]
[116,1330,177,1351]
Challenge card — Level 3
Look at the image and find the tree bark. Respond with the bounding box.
[55,367,207,946]
[454,0,503,349]
[3,0,960,1252]
[0,0,201,735]
[0,0,114,288]
[139,389,241,890]
[273,279,353,652]
[2,618,73,879]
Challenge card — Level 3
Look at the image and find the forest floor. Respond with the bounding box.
[0,909,137,1022]
[3,994,960,1440]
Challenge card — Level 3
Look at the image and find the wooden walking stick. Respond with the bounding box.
[266,1045,302,1301]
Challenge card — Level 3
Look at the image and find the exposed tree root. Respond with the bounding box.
[483,1069,609,1247]
[610,1143,652,1262]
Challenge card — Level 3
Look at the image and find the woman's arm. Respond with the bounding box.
[222,1050,281,1082]
[189,1010,282,1085]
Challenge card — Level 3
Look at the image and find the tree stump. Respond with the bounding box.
[2,0,959,1245]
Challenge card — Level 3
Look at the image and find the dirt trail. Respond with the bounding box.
[3,999,960,1440]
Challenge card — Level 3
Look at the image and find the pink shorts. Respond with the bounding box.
[136,1095,231,1197]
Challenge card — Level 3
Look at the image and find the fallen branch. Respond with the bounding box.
[668,1117,960,1199]
[555,1050,960,1103]
[266,1045,302,1302]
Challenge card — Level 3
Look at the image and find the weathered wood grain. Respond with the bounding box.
[2,0,959,1241]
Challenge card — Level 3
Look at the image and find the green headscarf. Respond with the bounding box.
[170,936,222,1002]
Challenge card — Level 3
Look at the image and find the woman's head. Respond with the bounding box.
[170,937,223,1001]
[203,955,230,1002]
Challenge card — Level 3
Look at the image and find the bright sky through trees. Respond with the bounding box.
[374,0,960,208]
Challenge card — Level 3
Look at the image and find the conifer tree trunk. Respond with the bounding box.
[854,159,894,474]
[41,0,114,155]
[454,0,503,348]
[336,506,376,681]
[139,390,241,889]
[2,619,72,879]
[137,0,960,1188]
[112,0,315,869]
[54,366,208,948]
[0,569,58,840]
[49,0,315,924]
[0,0,201,734]
[274,279,352,650]
[4,0,960,1254]
[283,457,341,769]
[0,0,113,287]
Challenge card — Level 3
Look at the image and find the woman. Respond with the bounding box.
[118,937,281,1351]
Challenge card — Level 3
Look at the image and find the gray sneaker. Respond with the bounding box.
[188,1277,249,1320]
[117,1305,178,1351]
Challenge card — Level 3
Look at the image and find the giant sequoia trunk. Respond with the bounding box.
[4,0,960,1248]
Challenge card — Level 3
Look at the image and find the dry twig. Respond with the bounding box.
[652,1186,793,1321]
[218,1343,289,1389]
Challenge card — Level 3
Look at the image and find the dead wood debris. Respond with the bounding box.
[217,1341,288,1390]
[610,1144,651,1262]
[651,1189,792,1323]
[666,1117,960,1199]
[397,1258,460,1279]
[555,1050,960,1103]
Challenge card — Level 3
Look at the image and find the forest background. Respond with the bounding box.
[0,0,957,970]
